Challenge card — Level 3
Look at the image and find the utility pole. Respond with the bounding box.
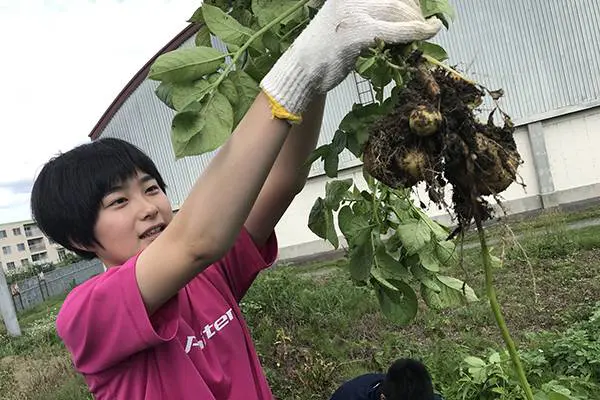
[0,267,21,336]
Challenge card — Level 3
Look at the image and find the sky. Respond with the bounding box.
[0,0,201,223]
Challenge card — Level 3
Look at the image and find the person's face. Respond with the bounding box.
[86,170,173,267]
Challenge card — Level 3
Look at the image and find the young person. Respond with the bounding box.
[329,358,444,400]
[31,1,441,398]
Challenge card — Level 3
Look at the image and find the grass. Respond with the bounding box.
[1,210,599,399]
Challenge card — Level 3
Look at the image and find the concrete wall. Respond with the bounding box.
[276,107,600,261]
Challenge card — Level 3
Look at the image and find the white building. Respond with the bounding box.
[89,1,600,261]
[0,220,69,273]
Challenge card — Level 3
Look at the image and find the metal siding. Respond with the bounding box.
[431,0,600,121]
[98,0,600,205]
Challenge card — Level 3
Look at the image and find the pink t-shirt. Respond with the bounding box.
[56,228,278,399]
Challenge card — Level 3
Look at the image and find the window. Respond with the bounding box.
[2,246,11,255]
[58,248,66,261]
[6,262,15,270]
[12,227,21,236]
[0,230,6,239]
[21,259,30,267]
[17,243,25,252]
[31,252,48,262]
[27,238,46,252]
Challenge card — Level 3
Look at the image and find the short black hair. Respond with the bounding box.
[30,138,167,259]
[380,358,435,400]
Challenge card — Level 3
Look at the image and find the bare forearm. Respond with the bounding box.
[172,93,291,258]
[245,95,326,245]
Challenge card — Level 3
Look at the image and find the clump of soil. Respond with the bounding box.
[362,52,522,228]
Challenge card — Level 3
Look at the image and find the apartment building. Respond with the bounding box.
[0,219,68,273]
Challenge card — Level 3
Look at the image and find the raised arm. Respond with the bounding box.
[136,0,442,314]
[244,94,326,247]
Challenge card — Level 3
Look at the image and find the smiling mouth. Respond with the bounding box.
[140,224,166,239]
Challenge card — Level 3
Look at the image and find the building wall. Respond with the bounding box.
[0,220,68,273]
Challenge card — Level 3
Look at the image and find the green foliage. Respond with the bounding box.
[307,178,477,325]
[448,306,600,400]
[149,0,314,158]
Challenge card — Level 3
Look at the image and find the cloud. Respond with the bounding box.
[0,180,33,195]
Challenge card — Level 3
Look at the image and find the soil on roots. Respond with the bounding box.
[362,53,522,226]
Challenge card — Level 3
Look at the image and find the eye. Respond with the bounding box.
[146,185,160,194]
[107,197,128,208]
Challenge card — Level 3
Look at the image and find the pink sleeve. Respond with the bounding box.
[55,255,179,374]
[216,227,278,302]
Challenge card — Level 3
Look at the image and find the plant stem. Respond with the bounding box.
[214,0,311,87]
[474,215,535,400]
[422,54,476,85]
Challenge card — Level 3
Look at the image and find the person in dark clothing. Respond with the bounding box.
[329,358,444,400]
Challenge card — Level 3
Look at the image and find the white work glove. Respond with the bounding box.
[260,0,443,122]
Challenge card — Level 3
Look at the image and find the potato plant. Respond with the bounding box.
[147,0,540,398]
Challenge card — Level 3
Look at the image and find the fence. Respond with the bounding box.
[10,259,104,312]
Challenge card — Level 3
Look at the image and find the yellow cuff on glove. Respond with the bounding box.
[264,91,303,125]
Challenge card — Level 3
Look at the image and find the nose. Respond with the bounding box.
[138,197,159,220]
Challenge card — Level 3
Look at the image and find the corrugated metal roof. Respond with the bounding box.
[98,0,600,207]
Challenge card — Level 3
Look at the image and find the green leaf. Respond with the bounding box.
[374,245,411,281]
[252,0,305,31]
[422,275,478,309]
[306,145,331,167]
[339,103,385,156]
[187,6,204,22]
[419,41,448,61]
[195,25,212,47]
[171,104,206,143]
[325,179,352,210]
[218,78,238,106]
[331,130,347,154]
[420,0,456,28]
[155,82,175,110]
[231,8,255,28]
[308,198,339,248]
[338,205,371,240]
[348,231,373,282]
[437,275,478,302]
[373,279,418,325]
[356,56,376,75]
[339,205,373,281]
[324,151,339,177]
[369,59,392,91]
[261,30,281,54]
[418,244,440,272]
[202,4,265,52]
[371,268,398,292]
[229,70,260,127]
[148,47,226,83]
[245,54,277,82]
[464,356,486,368]
[397,219,430,255]
[171,91,234,158]
[435,240,458,266]
[171,80,213,111]
[412,265,441,292]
